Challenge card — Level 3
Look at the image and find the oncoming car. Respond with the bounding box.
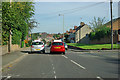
[50,40,65,54]
[31,40,45,53]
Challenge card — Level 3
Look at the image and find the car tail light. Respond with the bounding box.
[42,45,44,47]
[31,45,34,48]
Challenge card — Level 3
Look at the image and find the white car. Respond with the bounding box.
[31,41,45,53]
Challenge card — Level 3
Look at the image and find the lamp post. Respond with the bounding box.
[59,14,64,42]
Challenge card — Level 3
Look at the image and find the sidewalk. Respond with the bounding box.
[2,47,30,70]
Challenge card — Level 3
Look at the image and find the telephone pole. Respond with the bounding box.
[110,0,113,50]
[8,0,12,53]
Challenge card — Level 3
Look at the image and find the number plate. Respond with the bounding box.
[36,49,40,50]
[55,47,61,49]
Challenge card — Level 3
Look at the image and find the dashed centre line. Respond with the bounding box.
[54,75,57,79]
[70,60,86,70]
[53,71,56,74]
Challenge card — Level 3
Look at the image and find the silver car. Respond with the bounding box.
[31,41,45,53]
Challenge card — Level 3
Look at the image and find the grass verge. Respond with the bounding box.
[67,43,120,49]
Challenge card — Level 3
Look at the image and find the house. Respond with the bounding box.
[105,17,120,42]
[75,22,92,44]
[67,26,78,43]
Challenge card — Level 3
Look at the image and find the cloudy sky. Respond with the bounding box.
[31,2,119,33]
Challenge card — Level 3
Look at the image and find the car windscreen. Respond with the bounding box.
[32,42,43,45]
[52,42,63,45]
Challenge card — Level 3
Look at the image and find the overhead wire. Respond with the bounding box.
[37,2,105,20]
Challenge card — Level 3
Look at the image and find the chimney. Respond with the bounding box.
[80,22,85,26]
[74,26,77,30]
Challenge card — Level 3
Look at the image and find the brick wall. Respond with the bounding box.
[1,44,20,55]
[90,35,118,44]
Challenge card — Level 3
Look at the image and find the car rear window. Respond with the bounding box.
[52,42,63,45]
[32,42,43,45]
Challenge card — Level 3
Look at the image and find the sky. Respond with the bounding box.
[31,2,119,34]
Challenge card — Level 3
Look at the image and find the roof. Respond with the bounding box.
[53,40,62,42]
[75,24,85,32]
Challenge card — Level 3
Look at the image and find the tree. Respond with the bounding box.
[89,17,106,31]
[2,2,35,45]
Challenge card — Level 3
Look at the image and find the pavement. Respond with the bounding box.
[1,47,30,71]
[1,47,119,80]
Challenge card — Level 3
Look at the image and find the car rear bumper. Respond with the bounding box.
[50,49,65,53]
[31,48,45,52]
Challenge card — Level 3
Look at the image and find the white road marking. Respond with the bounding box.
[70,60,86,69]
[62,55,68,59]
[52,64,53,66]
[97,76,104,80]
[53,71,56,74]
[54,75,56,79]
[53,67,55,70]
[4,76,11,80]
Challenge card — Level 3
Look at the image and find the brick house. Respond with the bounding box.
[105,17,120,42]
[90,17,120,44]
[67,26,78,43]
[75,22,92,44]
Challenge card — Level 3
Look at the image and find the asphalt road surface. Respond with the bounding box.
[2,47,119,80]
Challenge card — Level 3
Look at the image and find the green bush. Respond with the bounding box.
[89,26,111,40]
[21,41,24,48]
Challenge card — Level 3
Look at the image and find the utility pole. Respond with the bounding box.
[8,0,12,53]
[59,14,64,42]
[110,0,113,50]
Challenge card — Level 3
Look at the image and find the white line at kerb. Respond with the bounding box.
[70,60,86,69]
[62,55,68,59]
[97,76,104,80]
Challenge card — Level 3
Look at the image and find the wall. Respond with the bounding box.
[90,35,118,44]
[1,44,20,55]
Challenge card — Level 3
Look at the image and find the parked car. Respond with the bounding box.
[31,40,45,53]
[64,42,68,50]
[50,40,65,54]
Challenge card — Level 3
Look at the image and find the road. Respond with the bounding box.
[2,47,119,80]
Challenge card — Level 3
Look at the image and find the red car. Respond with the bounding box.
[50,41,65,54]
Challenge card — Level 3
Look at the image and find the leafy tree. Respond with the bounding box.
[89,17,106,31]
[2,2,35,45]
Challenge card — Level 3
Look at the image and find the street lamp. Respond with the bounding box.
[59,14,64,42]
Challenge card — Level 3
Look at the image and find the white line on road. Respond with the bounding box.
[53,67,55,70]
[62,55,68,59]
[4,76,11,80]
[70,60,86,69]
[54,75,56,79]
[53,71,56,74]
[97,76,104,80]
[52,64,53,66]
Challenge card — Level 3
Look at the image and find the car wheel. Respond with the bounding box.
[63,52,65,55]
[43,50,45,53]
